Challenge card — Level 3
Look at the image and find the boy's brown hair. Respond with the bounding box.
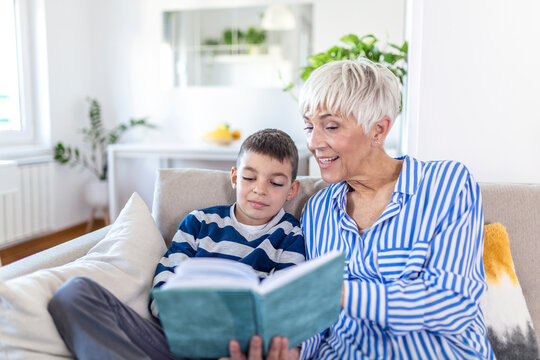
[236,129,299,181]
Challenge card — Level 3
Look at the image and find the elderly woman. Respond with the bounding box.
[230,58,494,359]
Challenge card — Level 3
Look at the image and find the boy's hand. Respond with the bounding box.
[229,335,300,360]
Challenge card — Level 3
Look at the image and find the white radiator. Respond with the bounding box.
[0,160,53,246]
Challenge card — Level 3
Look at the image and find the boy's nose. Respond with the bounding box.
[253,182,267,195]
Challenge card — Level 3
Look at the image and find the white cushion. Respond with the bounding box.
[0,193,167,359]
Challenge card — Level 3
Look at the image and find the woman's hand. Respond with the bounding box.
[228,335,300,360]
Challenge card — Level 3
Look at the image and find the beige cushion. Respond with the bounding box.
[0,193,167,359]
[480,183,540,346]
[152,168,329,247]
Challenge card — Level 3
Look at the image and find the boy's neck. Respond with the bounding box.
[232,203,282,227]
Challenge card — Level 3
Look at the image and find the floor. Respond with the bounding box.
[0,219,105,266]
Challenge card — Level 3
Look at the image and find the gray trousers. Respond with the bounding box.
[48,276,198,360]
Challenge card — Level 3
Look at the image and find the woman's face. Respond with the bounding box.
[303,111,372,183]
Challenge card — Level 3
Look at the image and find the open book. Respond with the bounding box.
[152,251,345,359]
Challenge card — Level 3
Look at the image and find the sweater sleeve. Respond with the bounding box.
[148,212,201,317]
[274,224,306,271]
[342,175,486,335]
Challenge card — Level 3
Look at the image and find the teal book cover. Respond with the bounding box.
[152,251,345,359]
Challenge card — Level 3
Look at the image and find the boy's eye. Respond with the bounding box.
[271,182,284,187]
[242,176,254,181]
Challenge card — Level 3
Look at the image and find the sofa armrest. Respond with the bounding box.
[0,225,111,282]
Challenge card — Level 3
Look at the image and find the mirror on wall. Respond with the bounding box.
[161,3,313,88]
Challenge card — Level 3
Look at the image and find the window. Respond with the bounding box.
[0,0,49,148]
[0,0,22,133]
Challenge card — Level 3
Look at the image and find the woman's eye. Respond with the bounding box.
[326,126,338,130]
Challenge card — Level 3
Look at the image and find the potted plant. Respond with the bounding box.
[223,28,244,54]
[53,98,155,210]
[202,38,220,56]
[223,28,244,45]
[283,34,408,100]
[244,26,266,54]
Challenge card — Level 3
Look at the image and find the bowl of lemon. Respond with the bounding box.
[203,123,241,145]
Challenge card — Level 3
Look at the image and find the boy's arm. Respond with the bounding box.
[274,221,306,272]
[149,212,201,317]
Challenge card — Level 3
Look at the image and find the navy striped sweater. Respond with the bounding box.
[149,204,305,318]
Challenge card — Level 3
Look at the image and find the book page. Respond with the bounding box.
[258,251,343,295]
[162,257,260,290]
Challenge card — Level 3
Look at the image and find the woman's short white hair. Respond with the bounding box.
[299,58,401,132]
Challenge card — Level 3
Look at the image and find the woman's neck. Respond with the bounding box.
[346,152,403,195]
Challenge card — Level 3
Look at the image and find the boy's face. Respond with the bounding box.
[231,151,299,226]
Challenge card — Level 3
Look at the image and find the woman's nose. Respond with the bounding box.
[307,127,325,150]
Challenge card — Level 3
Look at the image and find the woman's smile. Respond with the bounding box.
[317,156,339,168]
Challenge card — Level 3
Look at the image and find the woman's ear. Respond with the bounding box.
[230,167,238,189]
[372,116,392,145]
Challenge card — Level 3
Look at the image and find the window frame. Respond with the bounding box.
[0,0,50,149]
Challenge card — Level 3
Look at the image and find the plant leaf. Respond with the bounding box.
[340,34,360,48]
[282,82,294,92]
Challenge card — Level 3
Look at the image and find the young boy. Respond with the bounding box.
[150,128,304,317]
[48,128,305,360]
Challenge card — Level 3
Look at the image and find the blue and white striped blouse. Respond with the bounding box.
[300,156,494,359]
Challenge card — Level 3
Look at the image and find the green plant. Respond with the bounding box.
[203,38,220,46]
[54,98,155,181]
[244,27,266,45]
[283,34,408,99]
[223,28,244,45]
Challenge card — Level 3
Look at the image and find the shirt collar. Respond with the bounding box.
[331,182,350,212]
[394,155,423,195]
[230,203,284,230]
[330,155,423,210]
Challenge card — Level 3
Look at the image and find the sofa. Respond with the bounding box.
[0,168,538,359]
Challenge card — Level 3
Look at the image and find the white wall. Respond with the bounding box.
[407,0,540,183]
[45,0,158,229]
[312,0,405,52]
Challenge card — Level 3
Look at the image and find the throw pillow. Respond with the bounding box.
[481,222,539,359]
[0,192,167,359]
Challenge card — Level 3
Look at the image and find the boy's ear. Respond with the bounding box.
[230,167,238,189]
[286,180,300,201]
